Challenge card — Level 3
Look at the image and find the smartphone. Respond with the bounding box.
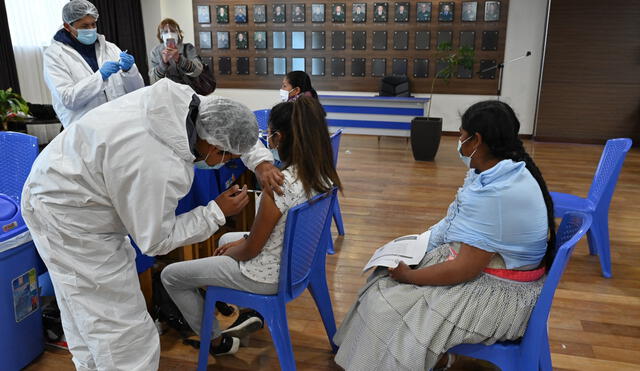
[165,38,177,49]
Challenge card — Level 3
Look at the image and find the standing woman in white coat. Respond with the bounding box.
[43,0,144,128]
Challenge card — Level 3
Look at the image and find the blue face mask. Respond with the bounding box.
[194,149,227,170]
[266,131,281,162]
[76,28,97,45]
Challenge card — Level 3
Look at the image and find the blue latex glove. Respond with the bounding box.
[99,61,121,81]
[119,51,135,71]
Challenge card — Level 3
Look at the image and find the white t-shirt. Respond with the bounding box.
[240,167,315,284]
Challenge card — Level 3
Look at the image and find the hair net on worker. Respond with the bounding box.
[63,0,99,24]
[196,95,258,155]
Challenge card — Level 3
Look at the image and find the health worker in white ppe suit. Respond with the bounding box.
[44,0,144,128]
[21,78,283,371]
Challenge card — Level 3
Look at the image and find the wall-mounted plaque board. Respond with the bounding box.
[457,64,473,78]
[237,57,249,74]
[311,3,325,22]
[373,31,387,50]
[332,3,347,23]
[352,31,366,50]
[372,58,386,77]
[438,2,454,22]
[416,31,430,50]
[352,3,367,22]
[201,56,213,68]
[351,58,366,76]
[197,5,210,24]
[292,57,306,71]
[373,2,389,22]
[331,57,345,76]
[332,31,346,50]
[253,4,266,23]
[392,58,408,76]
[199,31,212,49]
[273,57,287,75]
[312,57,325,76]
[273,4,286,23]
[481,31,498,50]
[393,31,409,50]
[416,2,432,22]
[437,31,452,48]
[254,31,267,49]
[216,32,228,49]
[460,31,475,49]
[255,57,267,75]
[312,31,325,49]
[272,31,286,49]
[436,59,447,77]
[461,1,477,22]
[395,2,410,22]
[219,57,231,74]
[236,32,248,49]
[234,5,248,23]
[292,32,305,50]
[479,59,497,79]
[414,58,429,77]
[292,4,306,22]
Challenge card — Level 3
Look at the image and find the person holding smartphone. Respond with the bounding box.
[150,18,203,84]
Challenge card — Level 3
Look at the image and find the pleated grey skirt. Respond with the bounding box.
[333,244,544,371]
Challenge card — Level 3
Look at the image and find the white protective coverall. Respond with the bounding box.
[20,79,271,370]
[43,32,145,128]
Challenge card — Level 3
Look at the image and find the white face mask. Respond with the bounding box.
[279,89,291,102]
[457,135,477,168]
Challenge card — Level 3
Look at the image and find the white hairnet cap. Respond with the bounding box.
[63,0,99,24]
[196,95,258,155]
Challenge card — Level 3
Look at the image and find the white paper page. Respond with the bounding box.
[363,230,431,273]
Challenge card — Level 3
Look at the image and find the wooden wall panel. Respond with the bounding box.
[192,1,509,94]
[535,0,640,145]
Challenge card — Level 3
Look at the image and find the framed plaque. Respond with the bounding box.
[312,57,325,76]
[393,31,408,50]
[197,5,210,24]
[481,31,498,51]
[237,57,249,74]
[312,31,325,49]
[479,59,497,79]
[437,31,452,48]
[373,3,388,22]
[218,57,231,75]
[273,4,286,23]
[199,31,212,49]
[438,2,454,22]
[484,1,500,22]
[413,59,429,77]
[273,31,286,49]
[292,31,305,49]
[312,3,325,22]
[392,58,407,76]
[201,56,213,68]
[236,32,248,49]
[460,31,475,49]
[254,32,267,49]
[416,2,431,22]
[373,31,387,50]
[216,5,229,23]
[255,57,268,75]
[292,4,306,22]
[332,31,345,50]
[457,64,473,79]
[234,5,248,23]
[352,3,366,23]
[216,32,229,49]
[254,4,267,23]
[416,31,430,50]
[273,57,287,75]
[352,31,366,50]
[461,2,477,22]
[292,57,305,71]
[351,58,366,77]
[331,57,345,76]
[395,2,409,22]
[372,58,386,77]
[332,3,346,22]
[436,59,447,78]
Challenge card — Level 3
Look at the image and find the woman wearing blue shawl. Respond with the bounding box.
[334,101,556,371]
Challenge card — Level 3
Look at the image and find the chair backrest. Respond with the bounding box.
[0,132,39,202]
[520,212,592,350]
[330,129,343,167]
[253,109,271,135]
[278,188,337,300]
[586,138,632,210]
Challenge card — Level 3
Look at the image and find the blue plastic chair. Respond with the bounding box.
[197,188,339,371]
[254,109,270,136]
[449,212,592,371]
[550,138,632,278]
[0,132,38,203]
[327,129,345,255]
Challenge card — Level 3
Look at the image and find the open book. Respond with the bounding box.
[363,230,431,273]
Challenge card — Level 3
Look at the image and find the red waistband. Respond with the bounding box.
[483,266,545,282]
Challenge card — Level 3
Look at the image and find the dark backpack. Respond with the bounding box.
[151,270,195,338]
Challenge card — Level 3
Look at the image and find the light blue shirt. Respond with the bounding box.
[428,159,549,269]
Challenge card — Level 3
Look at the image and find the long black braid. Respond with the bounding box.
[461,100,556,270]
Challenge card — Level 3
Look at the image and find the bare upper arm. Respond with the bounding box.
[243,192,283,255]
[454,243,496,279]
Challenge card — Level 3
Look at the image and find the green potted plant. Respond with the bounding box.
[0,88,30,131]
[411,43,475,161]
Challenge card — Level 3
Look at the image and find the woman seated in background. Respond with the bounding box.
[334,100,555,370]
[161,97,342,356]
[280,71,318,102]
[149,18,203,84]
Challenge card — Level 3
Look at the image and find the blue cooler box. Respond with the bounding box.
[0,194,44,370]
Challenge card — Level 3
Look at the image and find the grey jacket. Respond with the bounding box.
[149,42,203,84]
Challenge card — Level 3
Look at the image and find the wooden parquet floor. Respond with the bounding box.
[26,135,640,370]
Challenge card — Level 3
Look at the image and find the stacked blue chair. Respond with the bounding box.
[197,188,339,371]
[550,138,632,278]
[0,132,39,202]
[449,212,592,371]
[254,109,270,136]
[327,129,345,254]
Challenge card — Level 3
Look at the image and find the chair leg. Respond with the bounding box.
[197,290,217,371]
[308,270,338,353]
[539,336,552,371]
[265,304,297,371]
[589,213,612,278]
[585,227,598,256]
[333,200,345,236]
[327,238,336,255]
